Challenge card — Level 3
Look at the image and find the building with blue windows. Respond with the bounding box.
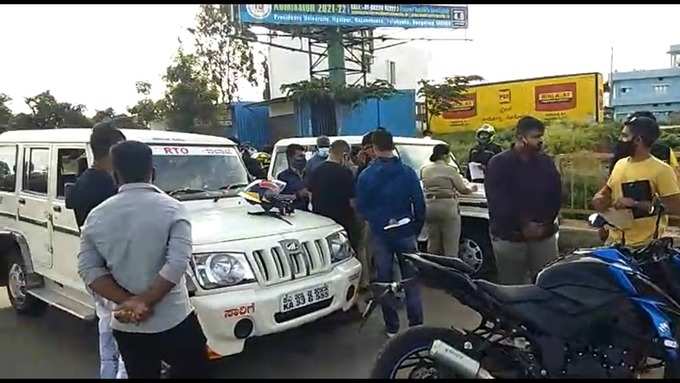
[610,44,680,124]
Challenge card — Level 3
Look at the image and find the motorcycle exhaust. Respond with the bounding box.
[429,340,494,379]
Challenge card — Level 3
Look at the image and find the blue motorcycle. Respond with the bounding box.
[369,202,680,379]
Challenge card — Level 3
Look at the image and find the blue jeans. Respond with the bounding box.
[94,295,127,379]
[372,235,423,333]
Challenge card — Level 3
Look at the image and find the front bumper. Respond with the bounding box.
[191,258,362,357]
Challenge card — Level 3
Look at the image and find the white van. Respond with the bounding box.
[0,129,361,358]
[268,136,495,277]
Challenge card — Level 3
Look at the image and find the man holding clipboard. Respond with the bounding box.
[593,116,680,247]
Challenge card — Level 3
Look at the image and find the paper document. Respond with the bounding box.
[600,208,634,230]
[469,162,485,180]
[384,217,412,231]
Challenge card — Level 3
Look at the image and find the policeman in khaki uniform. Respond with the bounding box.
[420,144,477,258]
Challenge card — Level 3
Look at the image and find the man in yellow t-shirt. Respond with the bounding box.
[593,116,680,247]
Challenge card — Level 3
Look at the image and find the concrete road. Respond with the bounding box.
[0,287,480,378]
[0,285,662,379]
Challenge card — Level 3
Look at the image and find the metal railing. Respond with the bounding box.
[555,152,611,216]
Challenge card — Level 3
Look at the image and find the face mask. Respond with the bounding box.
[318,147,330,157]
[617,140,636,157]
[292,157,307,171]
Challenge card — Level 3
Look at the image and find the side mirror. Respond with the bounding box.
[588,213,610,229]
[652,199,666,216]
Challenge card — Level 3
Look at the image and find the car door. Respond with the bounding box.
[0,145,19,227]
[51,145,88,291]
[18,145,53,270]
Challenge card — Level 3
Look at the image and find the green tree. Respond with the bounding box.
[188,4,258,104]
[24,90,91,129]
[161,48,220,133]
[0,93,12,126]
[281,78,398,107]
[8,113,33,130]
[418,75,483,132]
[128,81,164,128]
[92,107,116,124]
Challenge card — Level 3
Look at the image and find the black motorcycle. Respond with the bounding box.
[368,204,680,379]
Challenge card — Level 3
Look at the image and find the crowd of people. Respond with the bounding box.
[275,111,680,339]
[69,109,680,378]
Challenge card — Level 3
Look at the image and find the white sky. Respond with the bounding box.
[1,4,679,116]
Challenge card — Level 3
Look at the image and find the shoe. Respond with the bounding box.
[386,331,398,338]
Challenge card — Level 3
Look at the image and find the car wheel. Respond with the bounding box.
[6,248,47,316]
[459,219,496,280]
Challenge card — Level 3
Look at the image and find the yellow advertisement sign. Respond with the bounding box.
[430,73,604,133]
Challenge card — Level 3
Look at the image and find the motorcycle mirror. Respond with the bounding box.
[652,199,666,216]
[588,213,610,229]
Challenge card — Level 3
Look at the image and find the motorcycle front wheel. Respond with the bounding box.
[370,326,470,379]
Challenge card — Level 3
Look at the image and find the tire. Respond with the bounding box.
[459,219,496,280]
[370,326,468,379]
[5,248,47,316]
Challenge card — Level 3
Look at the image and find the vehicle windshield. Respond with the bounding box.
[151,145,248,197]
[395,144,460,174]
[395,144,436,173]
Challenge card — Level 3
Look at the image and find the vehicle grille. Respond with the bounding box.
[251,239,332,285]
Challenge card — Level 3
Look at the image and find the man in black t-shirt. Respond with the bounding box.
[65,124,127,379]
[308,139,359,248]
[66,126,126,228]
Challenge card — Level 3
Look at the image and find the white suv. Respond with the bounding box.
[269,136,495,277]
[0,129,361,358]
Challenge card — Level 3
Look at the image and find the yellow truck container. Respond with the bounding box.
[430,73,605,134]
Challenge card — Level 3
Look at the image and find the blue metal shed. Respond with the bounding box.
[336,89,416,137]
[230,102,270,148]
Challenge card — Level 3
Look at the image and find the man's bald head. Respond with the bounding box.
[329,140,350,162]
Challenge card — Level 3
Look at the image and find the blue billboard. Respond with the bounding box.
[238,4,468,29]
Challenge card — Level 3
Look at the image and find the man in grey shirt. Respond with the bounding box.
[78,140,209,378]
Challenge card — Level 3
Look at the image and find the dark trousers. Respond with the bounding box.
[372,235,424,333]
[113,312,210,378]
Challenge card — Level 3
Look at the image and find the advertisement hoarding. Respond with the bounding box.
[430,73,605,133]
[238,4,468,29]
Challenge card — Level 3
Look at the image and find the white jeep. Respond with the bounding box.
[0,129,361,358]
[268,136,495,277]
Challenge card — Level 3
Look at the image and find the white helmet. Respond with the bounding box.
[239,179,294,215]
[476,124,496,143]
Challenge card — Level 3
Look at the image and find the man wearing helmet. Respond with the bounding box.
[468,123,503,182]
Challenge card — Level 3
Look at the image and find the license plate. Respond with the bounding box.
[280,284,330,313]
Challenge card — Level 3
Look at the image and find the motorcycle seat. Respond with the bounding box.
[476,280,553,303]
[416,253,475,274]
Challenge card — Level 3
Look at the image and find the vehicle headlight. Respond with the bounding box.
[327,231,354,263]
[192,252,256,289]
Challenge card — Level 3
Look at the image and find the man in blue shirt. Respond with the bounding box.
[356,129,425,337]
[277,143,310,211]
